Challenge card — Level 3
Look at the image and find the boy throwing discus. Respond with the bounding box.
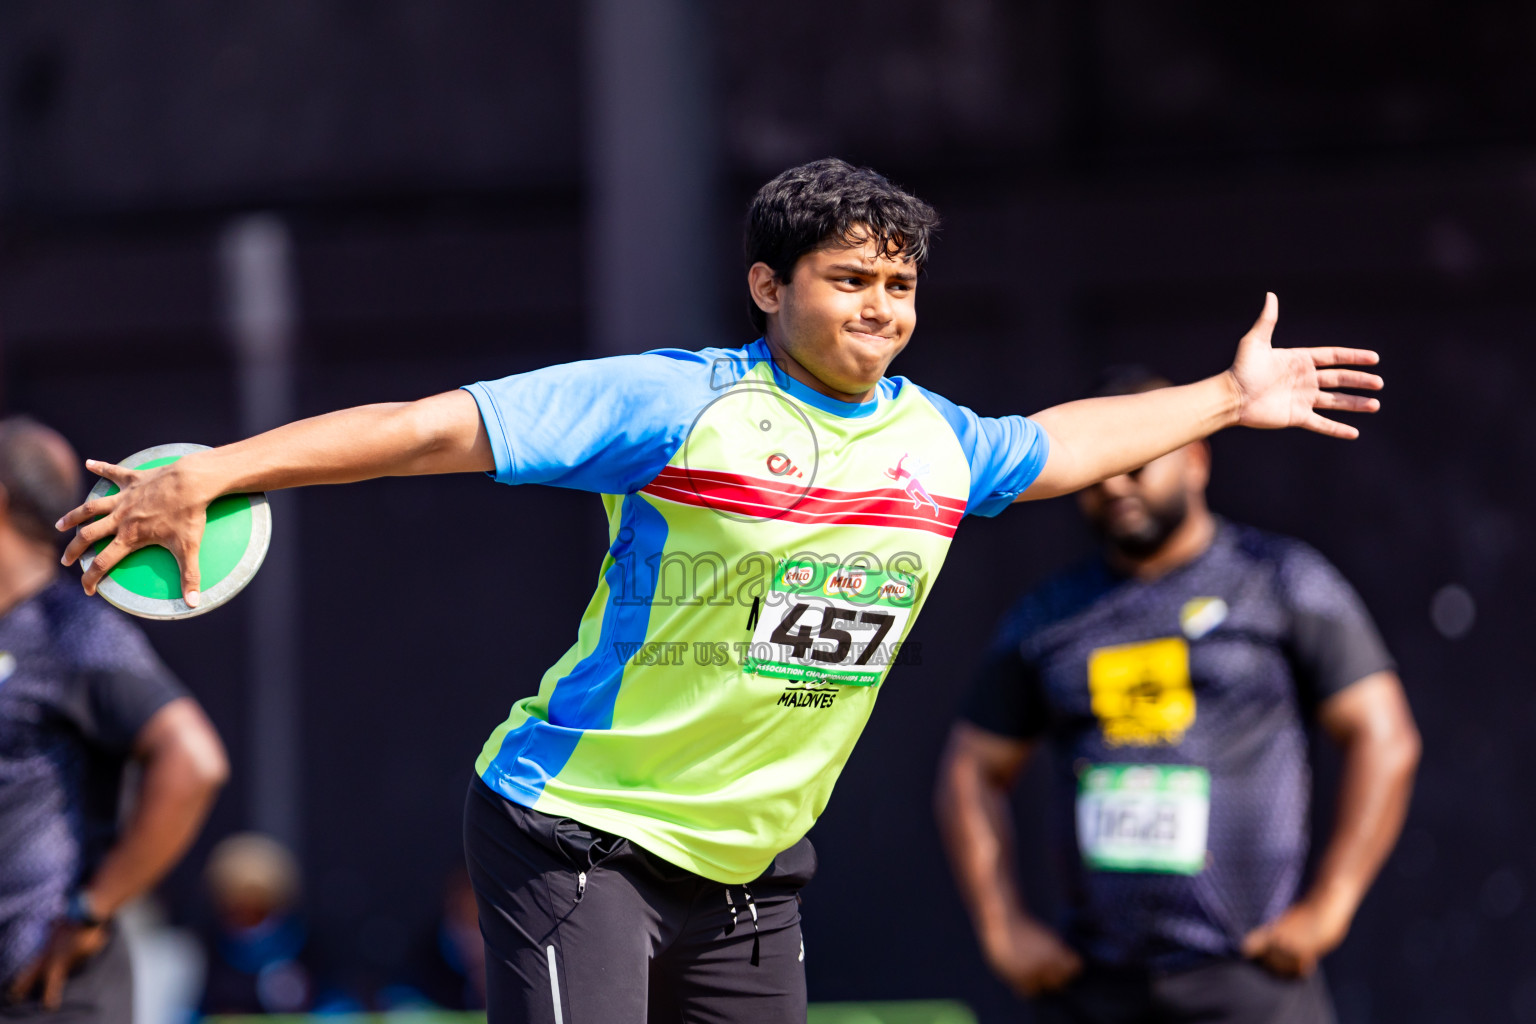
[57,159,1382,1024]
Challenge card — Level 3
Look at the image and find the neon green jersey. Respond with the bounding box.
[463,339,1047,882]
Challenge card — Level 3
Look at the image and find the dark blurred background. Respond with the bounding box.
[2,2,1533,1021]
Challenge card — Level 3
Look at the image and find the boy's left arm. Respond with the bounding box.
[1019,293,1382,501]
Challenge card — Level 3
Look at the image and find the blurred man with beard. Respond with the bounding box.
[935,368,1420,1023]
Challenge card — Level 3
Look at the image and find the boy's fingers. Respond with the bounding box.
[61,517,115,568]
[82,459,135,486]
[55,494,119,533]
[1306,346,1379,367]
[80,539,132,595]
[1301,413,1360,440]
[173,536,203,608]
[1316,368,1384,391]
[1243,292,1279,343]
[1316,392,1380,414]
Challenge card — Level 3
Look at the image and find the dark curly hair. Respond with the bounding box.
[744,158,940,333]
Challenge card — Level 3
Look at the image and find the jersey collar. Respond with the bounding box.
[748,338,882,419]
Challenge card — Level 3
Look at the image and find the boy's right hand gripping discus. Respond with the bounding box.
[80,443,272,620]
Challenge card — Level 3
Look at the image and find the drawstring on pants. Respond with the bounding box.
[725,885,761,966]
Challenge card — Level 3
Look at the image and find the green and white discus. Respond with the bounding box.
[80,443,272,621]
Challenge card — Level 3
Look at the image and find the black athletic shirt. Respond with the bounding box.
[963,520,1393,971]
[0,579,186,984]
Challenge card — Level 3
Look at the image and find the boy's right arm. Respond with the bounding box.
[57,389,492,605]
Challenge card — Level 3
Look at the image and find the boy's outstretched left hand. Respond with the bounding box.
[1228,292,1383,439]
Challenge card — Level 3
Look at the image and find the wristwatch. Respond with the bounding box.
[64,890,105,928]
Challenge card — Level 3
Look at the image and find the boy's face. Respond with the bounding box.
[749,234,917,398]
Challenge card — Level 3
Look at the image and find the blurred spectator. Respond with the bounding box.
[936,369,1420,1022]
[392,868,485,1012]
[0,416,228,1022]
[198,833,315,1016]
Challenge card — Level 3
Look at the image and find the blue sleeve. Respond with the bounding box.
[462,350,708,494]
[913,385,1050,517]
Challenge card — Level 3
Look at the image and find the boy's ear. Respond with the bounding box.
[747,262,784,319]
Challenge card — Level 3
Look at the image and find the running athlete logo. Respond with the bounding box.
[884,454,940,517]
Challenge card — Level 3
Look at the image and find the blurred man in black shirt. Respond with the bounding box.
[0,417,227,1023]
[935,371,1420,1023]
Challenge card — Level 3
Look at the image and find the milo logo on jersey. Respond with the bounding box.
[779,563,816,588]
[821,568,914,603]
[748,559,919,706]
[774,562,912,603]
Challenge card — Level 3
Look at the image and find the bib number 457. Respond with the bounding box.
[769,603,895,666]
[745,560,918,686]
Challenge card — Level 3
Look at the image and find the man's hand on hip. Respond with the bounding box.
[7,919,109,1009]
[1242,894,1352,978]
[983,915,1084,999]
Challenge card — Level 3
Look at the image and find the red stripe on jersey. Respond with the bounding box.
[640,467,963,538]
[659,466,966,514]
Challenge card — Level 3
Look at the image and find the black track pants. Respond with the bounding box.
[463,778,816,1024]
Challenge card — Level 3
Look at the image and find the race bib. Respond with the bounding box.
[1076,764,1210,875]
[743,560,917,686]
